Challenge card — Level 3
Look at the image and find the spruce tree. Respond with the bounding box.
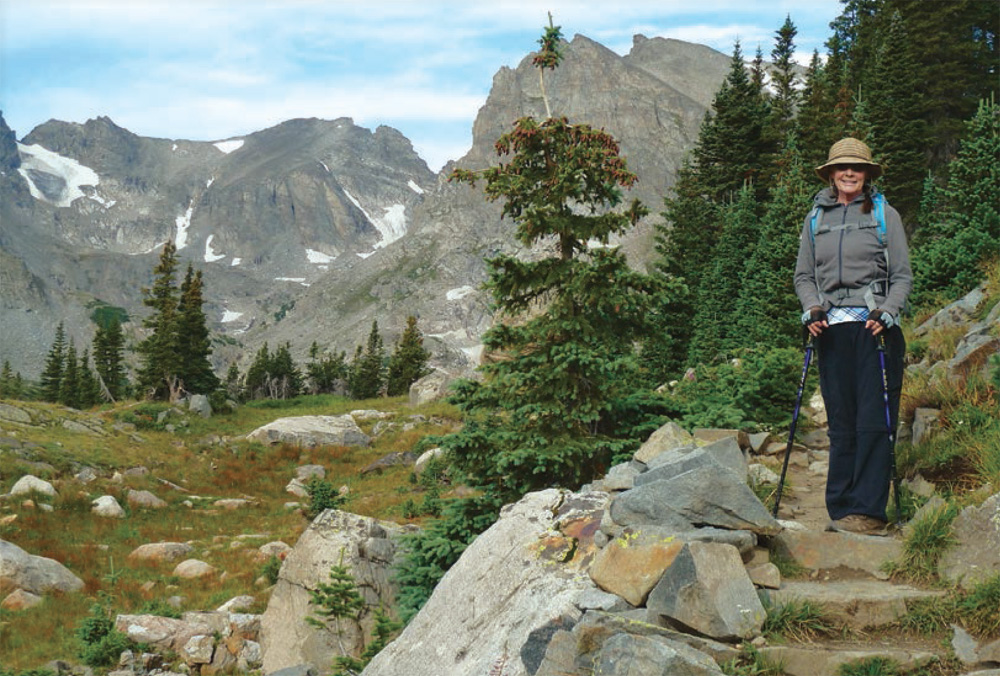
[245,343,272,400]
[93,316,127,401]
[175,266,219,395]
[0,361,12,398]
[225,362,243,401]
[136,241,181,399]
[41,322,67,402]
[306,342,347,395]
[59,340,80,409]
[769,15,801,150]
[912,97,999,304]
[797,50,841,169]
[867,10,928,224]
[734,138,815,348]
[78,349,100,408]
[270,342,302,399]
[386,316,431,397]
[688,182,760,364]
[349,321,385,400]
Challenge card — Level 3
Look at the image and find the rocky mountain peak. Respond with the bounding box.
[0,111,21,172]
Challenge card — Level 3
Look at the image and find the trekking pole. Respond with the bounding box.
[876,333,903,528]
[772,334,815,518]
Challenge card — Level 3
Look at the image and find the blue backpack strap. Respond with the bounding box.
[808,205,822,245]
[873,192,886,246]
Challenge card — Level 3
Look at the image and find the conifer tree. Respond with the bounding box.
[0,361,13,398]
[386,316,431,397]
[136,241,181,399]
[349,321,385,400]
[768,16,800,150]
[688,183,760,364]
[175,266,219,395]
[41,322,67,402]
[306,342,347,395]
[269,342,302,399]
[59,340,80,408]
[734,138,815,348]
[225,362,243,401]
[93,316,127,401]
[912,97,999,304]
[867,10,928,223]
[78,349,100,408]
[245,343,272,400]
[695,40,773,202]
[445,28,671,500]
[797,50,841,169]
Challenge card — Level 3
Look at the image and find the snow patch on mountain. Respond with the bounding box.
[306,249,334,264]
[204,234,226,262]
[16,142,100,208]
[175,199,195,249]
[214,139,244,154]
[446,286,476,301]
[342,189,408,248]
[276,277,310,286]
[408,180,424,194]
[231,258,242,267]
[221,309,244,323]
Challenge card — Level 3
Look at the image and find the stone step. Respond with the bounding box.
[769,527,902,579]
[758,643,939,676]
[766,580,945,630]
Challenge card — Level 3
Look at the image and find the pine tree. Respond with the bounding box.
[93,316,127,401]
[695,40,774,202]
[386,316,432,397]
[225,362,243,401]
[866,10,928,224]
[175,266,219,395]
[688,182,760,364]
[136,241,181,400]
[245,343,272,400]
[306,342,347,394]
[41,322,67,402]
[0,361,12,398]
[769,15,800,150]
[59,340,81,409]
[912,97,999,304]
[269,342,302,399]
[797,50,841,169]
[734,138,816,348]
[349,321,385,400]
[78,349,100,409]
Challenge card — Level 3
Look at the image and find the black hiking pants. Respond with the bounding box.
[817,322,905,522]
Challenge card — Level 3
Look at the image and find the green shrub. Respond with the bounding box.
[836,656,902,676]
[75,598,133,667]
[762,597,838,641]
[305,476,348,520]
[666,346,817,430]
[261,554,283,586]
[136,598,182,619]
[884,500,958,583]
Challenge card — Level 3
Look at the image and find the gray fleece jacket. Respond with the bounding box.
[794,188,912,319]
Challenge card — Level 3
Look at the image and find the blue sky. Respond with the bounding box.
[0,0,843,171]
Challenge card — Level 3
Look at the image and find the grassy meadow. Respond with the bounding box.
[0,394,461,670]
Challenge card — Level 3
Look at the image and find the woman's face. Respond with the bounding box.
[831,164,867,201]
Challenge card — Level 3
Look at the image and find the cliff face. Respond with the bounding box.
[0,36,731,378]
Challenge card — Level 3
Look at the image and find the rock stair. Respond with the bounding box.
[759,446,964,676]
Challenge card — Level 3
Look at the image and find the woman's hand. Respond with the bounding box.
[805,306,828,337]
[866,309,892,336]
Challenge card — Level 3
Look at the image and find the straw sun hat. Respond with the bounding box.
[815,137,883,181]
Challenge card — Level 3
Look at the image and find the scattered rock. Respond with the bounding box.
[246,415,370,448]
[0,538,84,594]
[9,474,57,498]
[633,422,693,464]
[589,530,684,606]
[911,408,941,446]
[693,428,749,449]
[939,492,1000,589]
[295,465,326,481]
[92,495,126,518]
[1,588,43,610]
[188,394,212,418]
[408,369,453,406]
[770,529,901,580]
[172,559,217,580]
[360,451,416,475]
[646,541,765,641]
[214,499,252,510]
[414,447,445,475]
[127,489,168,509]
[0,403,32,424]
[217,595,256,613]
[128,542,193,563]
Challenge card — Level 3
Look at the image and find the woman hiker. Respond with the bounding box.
[794,137,913,535]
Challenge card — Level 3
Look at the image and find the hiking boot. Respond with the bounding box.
[831,514,889,536]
